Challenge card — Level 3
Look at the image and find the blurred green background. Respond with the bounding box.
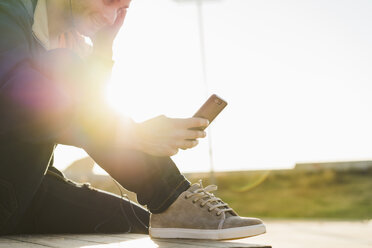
[64,158,372,220]
[187,168,372,220]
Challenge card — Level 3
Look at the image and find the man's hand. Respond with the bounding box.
[91,8,127,58]
[126,115,209,157]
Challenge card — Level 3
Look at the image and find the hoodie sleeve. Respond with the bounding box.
[0,5,76,143]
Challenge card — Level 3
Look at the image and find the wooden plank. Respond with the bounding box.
[0,243,49,248]
[242,221,372,248]
[153,238,270,248]
[65,233,270,247]
[3,234,101,248]
[5,221,372,248]
[98,233,270,247]
[52,233,133,243]
[1,234,271,248]
[0,236,51,248]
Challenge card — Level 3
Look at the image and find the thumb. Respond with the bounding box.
[113,8,127,31]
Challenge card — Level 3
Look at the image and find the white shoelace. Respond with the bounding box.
[185,180,233,216]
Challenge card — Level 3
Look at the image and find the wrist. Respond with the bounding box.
[114,117,143,151]
[93,42,113,58]
[89,49,114,69]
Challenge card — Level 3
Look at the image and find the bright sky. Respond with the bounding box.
[54,0,372,174]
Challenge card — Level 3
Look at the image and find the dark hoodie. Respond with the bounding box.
[0,0,60,234]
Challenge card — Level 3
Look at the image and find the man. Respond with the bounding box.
[0,0,266,240]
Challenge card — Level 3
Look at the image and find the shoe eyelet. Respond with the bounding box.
[82,183,91,188]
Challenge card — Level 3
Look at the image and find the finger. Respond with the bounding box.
[174,130,206,140]
[175,139,198,150]
[141,142,178,157]
[163,146,179,156]
[114,8,127,29]
[151,148,178,157]
[58,33,66,48]
[172,117,209,129]
[66,32,73,49]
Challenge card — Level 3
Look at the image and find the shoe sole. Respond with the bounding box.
[149,223,266,240]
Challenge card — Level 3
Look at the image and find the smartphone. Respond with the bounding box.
[190,94,228,131]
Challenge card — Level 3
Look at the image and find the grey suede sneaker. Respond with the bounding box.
[149,180,266,240]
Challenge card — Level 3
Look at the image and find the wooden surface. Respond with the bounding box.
[1,221,372,248]
[240,220,372,248]
[0,233,270,248]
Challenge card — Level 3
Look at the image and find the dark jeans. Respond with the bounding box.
[12,167,150,234]
[4,146,190,235]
